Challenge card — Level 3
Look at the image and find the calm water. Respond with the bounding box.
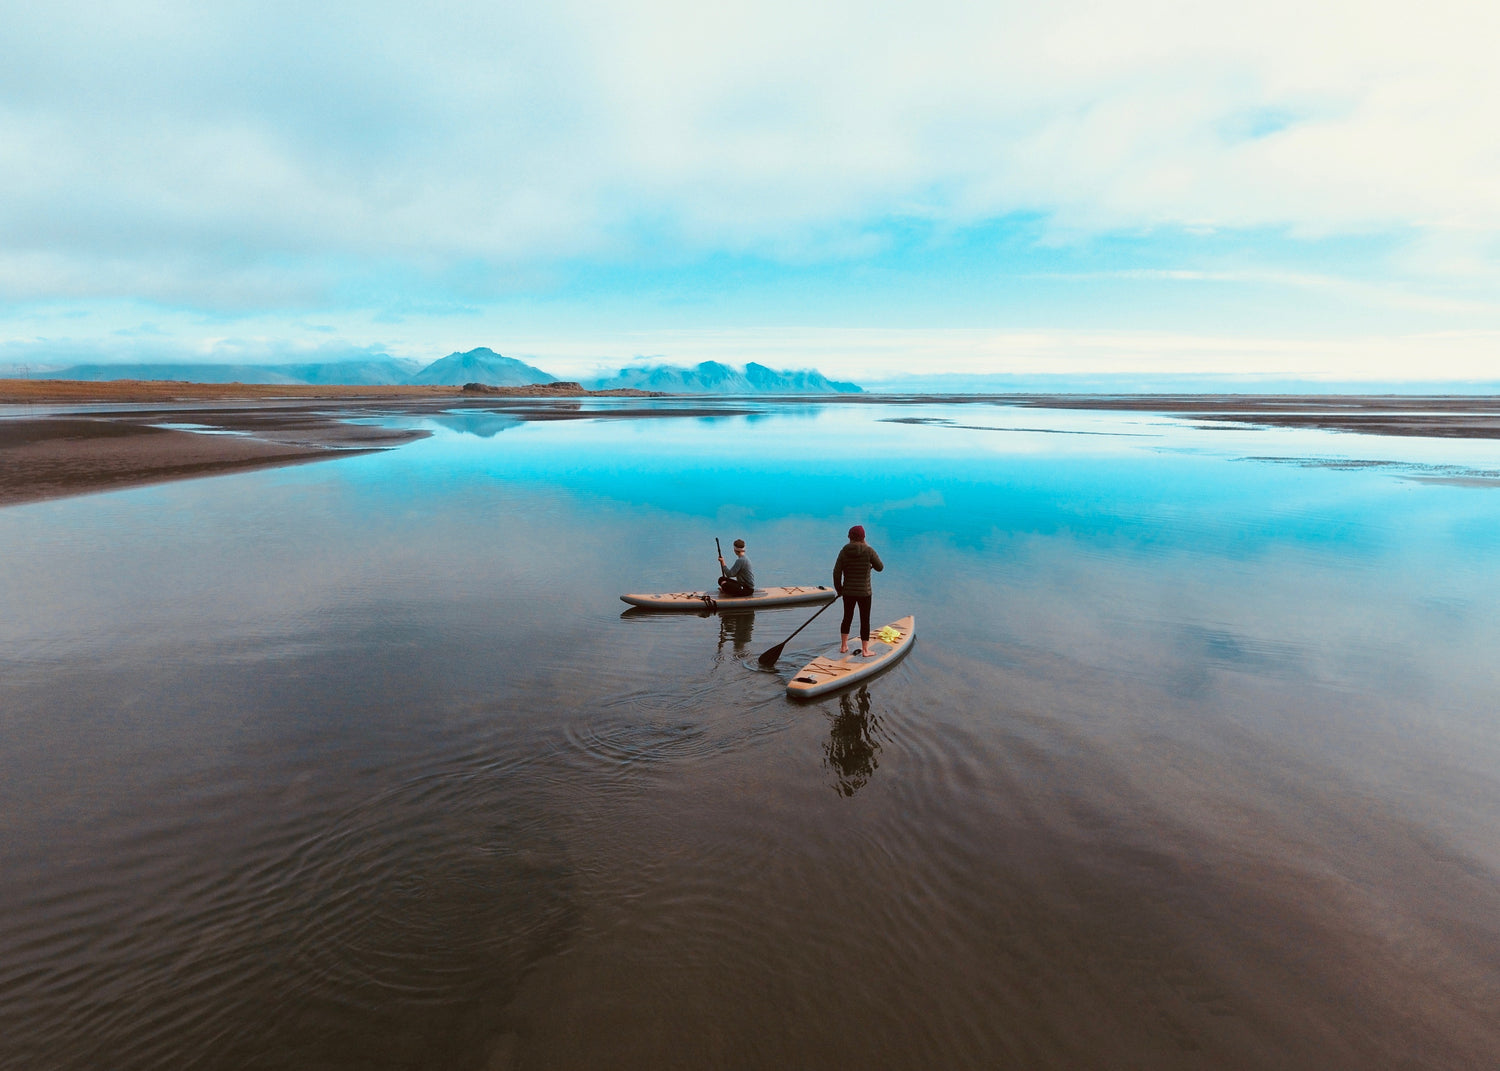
[3,398,1500,1069]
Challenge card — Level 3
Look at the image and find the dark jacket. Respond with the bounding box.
[833,541,883,597]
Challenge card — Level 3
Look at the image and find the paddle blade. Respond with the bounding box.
[756,597,833,667]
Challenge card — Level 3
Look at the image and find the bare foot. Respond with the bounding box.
[839,644,849,653]
[860,647,872,657]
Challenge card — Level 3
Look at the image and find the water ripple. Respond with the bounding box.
[0,763,579,1070]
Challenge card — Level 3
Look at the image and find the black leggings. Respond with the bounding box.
[840,594,872,641]
[718,575,753,596]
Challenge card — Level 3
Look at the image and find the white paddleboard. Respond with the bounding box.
[786,615,915,699]
[620,585,836,611]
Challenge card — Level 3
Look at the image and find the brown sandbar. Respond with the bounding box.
[0,411,425,507]
[0,379,675,507]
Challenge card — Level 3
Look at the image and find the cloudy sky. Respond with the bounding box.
[3,0,1498,381]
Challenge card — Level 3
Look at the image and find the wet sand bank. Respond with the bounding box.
[998,393,1500,438]
[7,385,1500,508]
[0,409,427,507]
[855,392,1500,437]
[0,380,668,507]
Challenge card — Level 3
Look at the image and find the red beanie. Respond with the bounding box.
[848,525,865,540]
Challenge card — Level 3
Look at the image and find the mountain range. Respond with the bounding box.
[33,348,862,393]
[591,361,859,393]
[407,349,556,386]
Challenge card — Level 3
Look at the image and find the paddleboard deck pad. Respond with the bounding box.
[786,615,915,699]
[620,585,836,611]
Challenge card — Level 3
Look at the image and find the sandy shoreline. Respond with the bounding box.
[0,407,430,507]
[1001,393,1500,439]
[5,383,1500,507]
[851,392,1500,437]
[0,379,665,507]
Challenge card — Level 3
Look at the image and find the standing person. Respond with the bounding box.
[833,525,884,656]
[717,538,755,596]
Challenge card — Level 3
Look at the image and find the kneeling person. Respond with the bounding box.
[717,538,756,597]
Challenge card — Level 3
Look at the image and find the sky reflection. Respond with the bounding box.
[5,398,1500,1068]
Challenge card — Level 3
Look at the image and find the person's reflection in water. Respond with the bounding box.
[824,686,881,796]
[718,611,754,656]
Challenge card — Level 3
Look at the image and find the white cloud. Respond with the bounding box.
[450,325,1500,382]
[5,314,1498,383]
[2,0,1499,366]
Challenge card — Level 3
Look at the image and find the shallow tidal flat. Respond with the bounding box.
[0,384,667,507]
[3,394,1500,1069]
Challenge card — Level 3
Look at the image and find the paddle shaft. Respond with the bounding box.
[757,597,835,666]
[716,537,727,577]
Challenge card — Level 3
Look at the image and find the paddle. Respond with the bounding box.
[757,597,835,667]
[715,537,727,577]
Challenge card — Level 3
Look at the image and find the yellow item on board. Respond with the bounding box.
[876,626,901,644]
